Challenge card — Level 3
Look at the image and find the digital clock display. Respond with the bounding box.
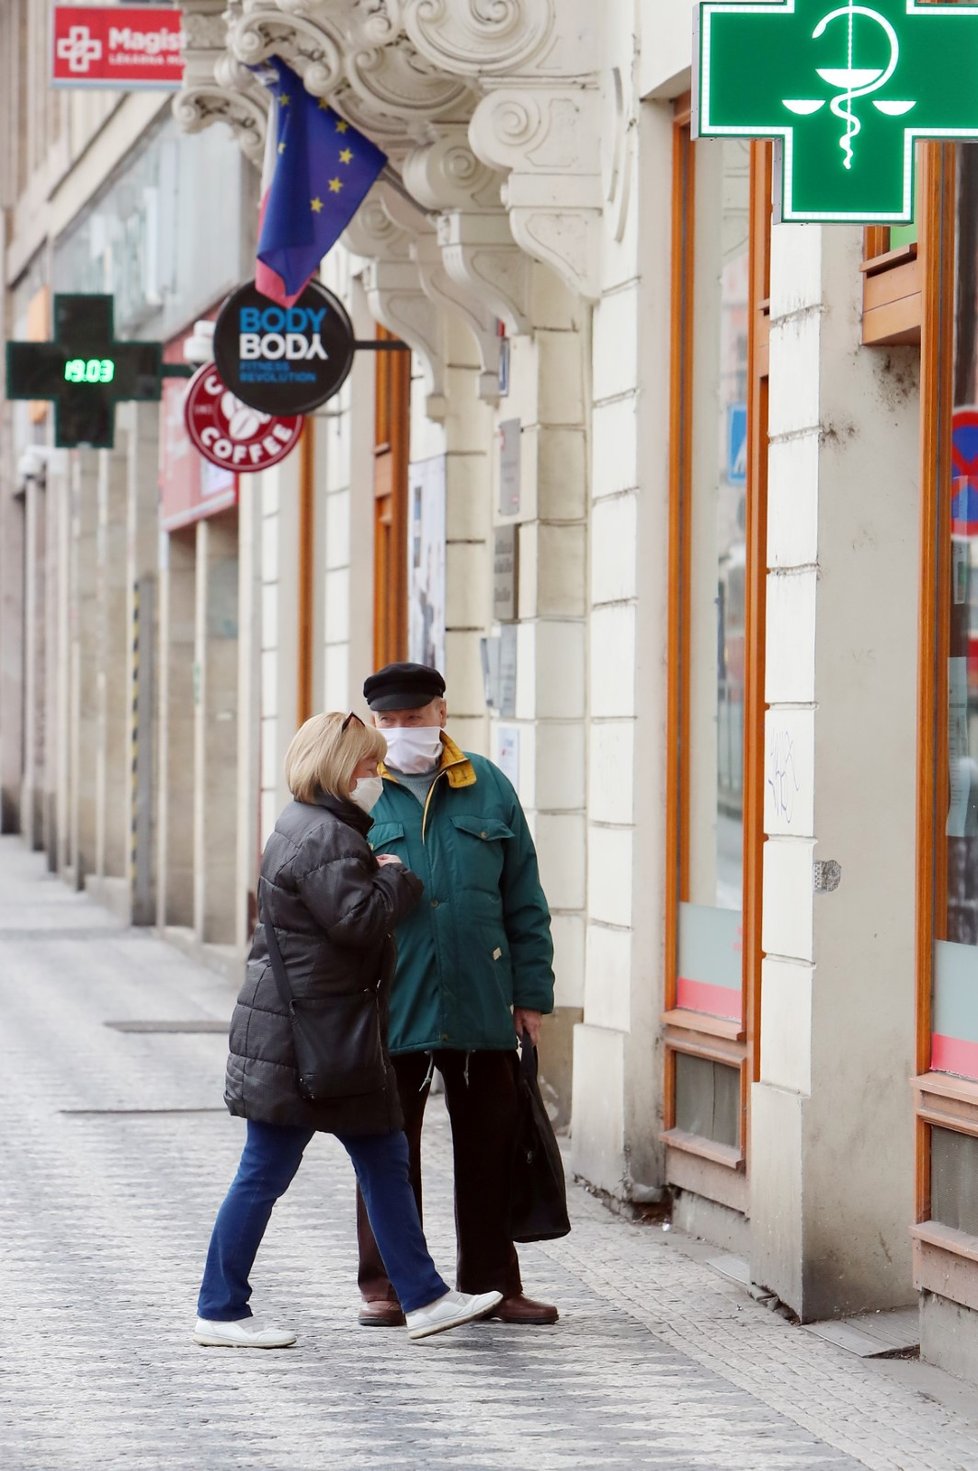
[64,357,115,385]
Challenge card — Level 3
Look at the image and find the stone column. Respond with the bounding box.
[20,471,46,849]
[46,453,72,874]
[409,312,493,755]
[67,451,100,890]
[236,469,262,950]
[0,475,25,834]
[157,527,197,931]
[87,433,130,917]
[571,97,675,1196]
[192,511,239,948]
[124,402,161,925]
[750,224,919,1320]
[496,264,590,1119]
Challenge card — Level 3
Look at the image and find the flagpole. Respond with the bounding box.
[379,164,436,221]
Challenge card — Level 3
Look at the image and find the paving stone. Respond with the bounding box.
[0,838,976,1469]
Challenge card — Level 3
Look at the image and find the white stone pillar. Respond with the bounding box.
[20,472,47,849]
[750,223,919,1319]
[192,511,239,947]
[67,451,100,889]
[0,478,25,834]
[572,98,674,1194]
[497,265,590,1116]
[236,470,262,950]
[47,453,72,874]
[124,402,161,925]
[157,527,196,930]
[90,433,130,910]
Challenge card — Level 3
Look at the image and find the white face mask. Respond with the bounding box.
[382,726,443,775]
[349,776,384,814]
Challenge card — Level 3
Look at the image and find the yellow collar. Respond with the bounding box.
[380,731,477,789]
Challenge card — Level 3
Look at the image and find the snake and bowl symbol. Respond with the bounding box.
[782,5,915,169]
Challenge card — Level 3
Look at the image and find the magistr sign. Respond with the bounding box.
[52,5,184,89]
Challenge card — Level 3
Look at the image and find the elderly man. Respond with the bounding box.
[356,660,559,1326]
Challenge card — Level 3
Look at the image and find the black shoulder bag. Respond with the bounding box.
[260,883,388,1103]
[509,1032,571,1242]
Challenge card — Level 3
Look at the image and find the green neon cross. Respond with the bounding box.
[694,0,978,223]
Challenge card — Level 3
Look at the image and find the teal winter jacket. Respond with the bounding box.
[367,734,555,1053]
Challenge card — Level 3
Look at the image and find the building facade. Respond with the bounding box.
[5,0,978,1381]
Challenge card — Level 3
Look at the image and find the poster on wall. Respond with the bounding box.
[407,454,446,674]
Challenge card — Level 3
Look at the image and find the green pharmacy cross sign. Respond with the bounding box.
[694,0,978,224]
[4,295,187,450]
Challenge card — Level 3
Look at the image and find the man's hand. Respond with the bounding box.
[376,853,403,867]
[514,1008,543,1048]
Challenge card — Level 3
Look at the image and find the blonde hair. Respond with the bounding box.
[284,712,387,804]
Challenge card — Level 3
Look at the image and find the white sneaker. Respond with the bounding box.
[192,1316,296,1348]
[406,1289,503,1341]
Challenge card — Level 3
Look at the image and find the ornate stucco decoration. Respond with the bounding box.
[176,1,270,165]
[174,0,604,370]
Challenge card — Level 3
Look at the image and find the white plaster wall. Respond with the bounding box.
[751,222,920,1320]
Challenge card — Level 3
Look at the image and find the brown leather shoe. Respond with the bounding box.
[358,1300,406,1327]
[488,1294,559,1325]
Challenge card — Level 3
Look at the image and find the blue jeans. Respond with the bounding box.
[197,1121,448,1320]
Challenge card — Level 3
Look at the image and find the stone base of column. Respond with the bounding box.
[537,1005,581,1131]
[570,1022,626,1195]
[672,1191,751,1257]
[920,1294,978,1382]
[84,875,131,926]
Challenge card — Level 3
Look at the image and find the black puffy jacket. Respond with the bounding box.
[224,792,423,1135]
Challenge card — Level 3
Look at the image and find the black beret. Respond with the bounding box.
[363,662,446,711]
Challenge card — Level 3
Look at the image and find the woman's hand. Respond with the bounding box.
[376,853,403,868]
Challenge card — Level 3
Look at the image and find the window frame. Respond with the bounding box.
[661,101,771,1198]
[913,141,978,1305]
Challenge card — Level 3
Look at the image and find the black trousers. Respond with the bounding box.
[356,1049,523,1300]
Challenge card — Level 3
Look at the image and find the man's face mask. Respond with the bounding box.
[382,726,443,774]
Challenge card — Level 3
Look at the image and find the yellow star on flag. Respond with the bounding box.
[279,93,290,106]
[339,148,353,164]
[328,177,343,193]
[335,120,349,134]
[277,141,287,155]
[311,197,324,213]
[318,98,330,111]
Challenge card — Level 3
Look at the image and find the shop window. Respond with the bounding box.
[679,133,750,1023]
[929,144,978,1083]
[674,1053,739,1149]
[661,110,770,1189]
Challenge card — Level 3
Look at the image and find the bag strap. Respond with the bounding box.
[258,878,295,1014]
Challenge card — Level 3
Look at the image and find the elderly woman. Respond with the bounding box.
[193,711,501,1347]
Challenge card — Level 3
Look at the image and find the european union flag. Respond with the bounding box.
[255,57,387,308]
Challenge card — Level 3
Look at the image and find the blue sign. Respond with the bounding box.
[727,403,747,485]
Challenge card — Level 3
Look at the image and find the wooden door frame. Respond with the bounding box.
[660,105,771,1197]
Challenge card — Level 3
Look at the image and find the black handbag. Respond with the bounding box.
[509,1032,571,1243]
[260,885,387,1103]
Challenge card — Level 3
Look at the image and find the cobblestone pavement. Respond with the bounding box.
[3,840,978,1470]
